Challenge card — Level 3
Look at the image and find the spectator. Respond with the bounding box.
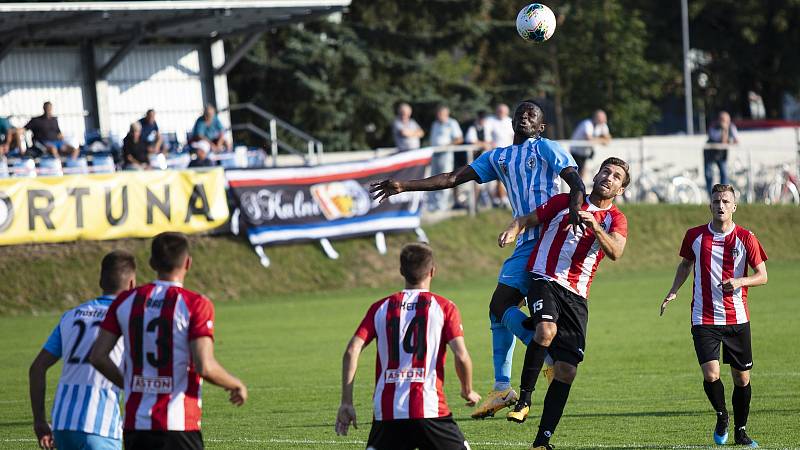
[188,140,215,168]
[0,116,13,156]
[488,103,514,207]
[122,122,150,170]
[192,104,230,152]
[465,111,492,153]
[704,111,738,197]
[138,109,164,153]
[24,102,79,159]
[569,109,612,177]
[428,105,464,211]
[392,103,424,151]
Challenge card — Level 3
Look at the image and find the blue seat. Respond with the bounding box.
[0,159,8,178]
[38,157,63,177]
[13,159,37,177]
[91,155,116,173]
[64,157,89,175]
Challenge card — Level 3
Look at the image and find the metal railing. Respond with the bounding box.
[224,102,323,167]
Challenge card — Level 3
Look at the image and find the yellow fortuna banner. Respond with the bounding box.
[0,168,229,245]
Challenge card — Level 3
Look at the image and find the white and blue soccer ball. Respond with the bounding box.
[516,3,557,42]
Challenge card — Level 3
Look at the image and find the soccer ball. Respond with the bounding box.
[516,3,557,42]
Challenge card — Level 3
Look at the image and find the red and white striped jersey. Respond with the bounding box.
[679,223,767,325]
[527,194,627,299]
[100,280,215,431]
[354,290,463,421]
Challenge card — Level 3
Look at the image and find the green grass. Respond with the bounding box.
[1,261,798,449]
[2,204,799,315]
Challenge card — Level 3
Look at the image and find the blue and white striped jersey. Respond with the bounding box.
[470,137,576,244]
[43,296,124,440]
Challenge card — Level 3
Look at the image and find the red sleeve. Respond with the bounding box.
[354,301,381,345]
[188,295,215,341]
[441,300,464,343]
[608,210,628,237]
[679,229,697,260]
[535,193,570,223]
[744,231,768,268]
[99,291,128,336]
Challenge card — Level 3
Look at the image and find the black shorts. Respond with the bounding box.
[366,416,469,450]
[527,277,589,366]
[124,430,203,450]
[692,323,753,371]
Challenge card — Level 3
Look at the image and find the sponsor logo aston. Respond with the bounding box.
[132,375,173,394]
[385,368,426,383]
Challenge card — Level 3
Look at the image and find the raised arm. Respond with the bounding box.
[190,336,247,406]
[29,350,59,450]
[447,336,480,406]
[370,165,480,203]
[660,258,693,316]
[89,329,124,388]
[336,336,365,436]
[559,166,587,233]
[577,211,626,260]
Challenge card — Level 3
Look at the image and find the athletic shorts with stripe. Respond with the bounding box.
[366,416,470,450]
[527,277,589,366]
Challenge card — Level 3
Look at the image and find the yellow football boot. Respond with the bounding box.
[530,445,554,450]
[506,401,530,423]
[470,388,518,419]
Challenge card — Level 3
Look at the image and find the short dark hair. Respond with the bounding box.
[150,232,190,273]
[514,100,545,138]
[599,157,631,188]
[400,243,434,285]
[712,183,736,199]
[99,250,136,293]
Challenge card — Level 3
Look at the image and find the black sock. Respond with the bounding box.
[520,341,549,394]
[732,383,751,430]
[533,380,572,446]
[703,379,728,417]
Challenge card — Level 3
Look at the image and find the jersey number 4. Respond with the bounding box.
[130,317,172,368]
[386,316,427,362]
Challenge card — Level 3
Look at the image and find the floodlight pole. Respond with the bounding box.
[681,0,694,135]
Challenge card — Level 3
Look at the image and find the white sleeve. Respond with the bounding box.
[465,126,478,144]
[451,120,463,139]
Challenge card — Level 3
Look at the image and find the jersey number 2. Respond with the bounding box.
[387,316,427,361]
[66,320,102,364]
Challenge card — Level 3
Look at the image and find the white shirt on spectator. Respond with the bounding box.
[488,116,514,147]
[570,118,609,141]
[430,118,463,147]
[393,118,422,151]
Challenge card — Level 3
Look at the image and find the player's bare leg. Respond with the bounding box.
[508,321,556,423]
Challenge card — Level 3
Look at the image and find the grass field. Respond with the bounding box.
[1,261,798,449]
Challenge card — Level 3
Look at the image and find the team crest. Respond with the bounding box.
[527,156,536,170]
[731,248,740,257]
[498,154,508,175]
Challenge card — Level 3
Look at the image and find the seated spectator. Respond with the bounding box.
[138,109,165,154]
[191,105,230,152]
[0,116,13,156]
[122,122,149,170]
[188,140,215,168]
[24,102,79,159]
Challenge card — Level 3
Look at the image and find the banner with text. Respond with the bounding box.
[226,149,431,245]
[0,168,229,245]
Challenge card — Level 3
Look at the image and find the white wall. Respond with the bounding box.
[0,48,87,144]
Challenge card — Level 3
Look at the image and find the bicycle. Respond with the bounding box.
[763,163,800,205]
[623,162,704,204]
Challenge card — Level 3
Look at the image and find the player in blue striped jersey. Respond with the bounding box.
[371,100,585,418]
[29,251,137,450]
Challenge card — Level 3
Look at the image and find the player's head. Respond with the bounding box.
[710,184,737,222]
[513,100,546,139]
[149,232,192,277]
[592,157,630,200]
[399,243,435,287]
[99,250,137,294]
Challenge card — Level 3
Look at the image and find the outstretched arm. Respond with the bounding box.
[370,165,480,203]
[559,167,586,233]
[448,337,480,406]
[661,258,693,316]
[498,212,542,247]
[336,336,365,436]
